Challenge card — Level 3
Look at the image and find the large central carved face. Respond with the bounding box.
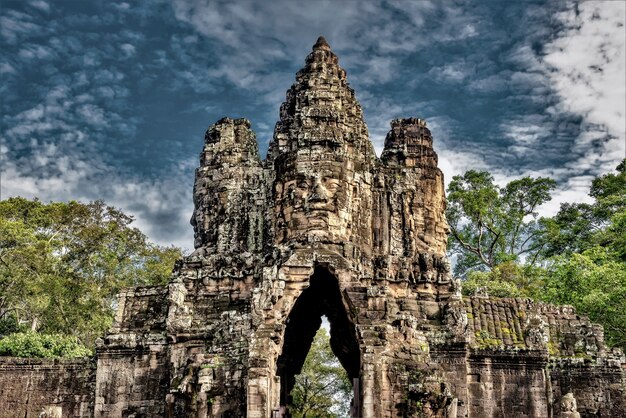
[276,162,353,243]
[293,174,341,213]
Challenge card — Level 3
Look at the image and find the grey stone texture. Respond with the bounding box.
[1,37,625,417]
[0,357,95,417]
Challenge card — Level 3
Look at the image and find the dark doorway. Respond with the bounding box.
[277,265,361,413]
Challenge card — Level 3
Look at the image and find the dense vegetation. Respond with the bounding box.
[0,198,183,356]
[447,160,626,349]
[0,332,92,358]
[290,327,352,417]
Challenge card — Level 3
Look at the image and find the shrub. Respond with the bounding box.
[0,332,92,358]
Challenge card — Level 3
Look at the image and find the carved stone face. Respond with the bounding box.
[276,164,352,243]
[560,393,578,412]
[293,175,341,212]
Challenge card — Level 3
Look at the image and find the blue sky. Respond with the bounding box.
[1,0,624,251]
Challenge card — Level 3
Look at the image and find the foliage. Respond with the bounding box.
[0,314,28,336]
[446,170,555,276]
[450,160,626,350]
[539,202,598,258]
[461,261,544,298]
[290,327,352,418]
[0,197,183,347]
[541,160,625,259]
[0,331,92,358]
[535,160,626,349]
[538,247,626,349]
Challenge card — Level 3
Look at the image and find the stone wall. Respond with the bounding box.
[94,285,170,417]
[0,357,95,418]
[550,358,626,417]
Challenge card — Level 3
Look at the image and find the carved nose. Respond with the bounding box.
[308,181,328,203]
[308,191,326,203]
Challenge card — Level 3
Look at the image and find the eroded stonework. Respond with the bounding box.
[4,36,622,418]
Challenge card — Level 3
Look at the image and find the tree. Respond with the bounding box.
[446,170,556,276]
[461,261,544,298]
[0,331,92,358]
[539,247,626,348]
[290,327,352,418]
[449,161,626,349]
[586,160,626,264]
[0,197,183,348]
[536,160,626,349]
[541,160,625,259]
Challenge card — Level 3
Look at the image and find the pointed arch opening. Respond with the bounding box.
[276,265,361,414]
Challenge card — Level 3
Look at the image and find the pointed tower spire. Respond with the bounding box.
[268,37,376,247]
[268,36,374,166]
[313,35,331,51]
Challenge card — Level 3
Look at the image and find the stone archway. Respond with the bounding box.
[276,265,361,414]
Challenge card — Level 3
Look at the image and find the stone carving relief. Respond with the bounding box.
[559,392,581,418]
[443,303,469,338]
[524,314,548,349]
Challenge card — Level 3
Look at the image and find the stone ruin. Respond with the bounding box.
[1,36,625,418]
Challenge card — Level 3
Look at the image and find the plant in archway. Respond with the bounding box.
[290,327,352,418]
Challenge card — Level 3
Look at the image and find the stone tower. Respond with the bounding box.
[91,37,625,418]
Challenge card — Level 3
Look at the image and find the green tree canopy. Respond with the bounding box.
[461,261,545,299]
[446,170,556,276]
[449,161,626,350]
[0,197,183,348]
[537,160,626,349]
[290,327,352,418]
[0,331,92,358]
[539,247,626,348]
[541,160,626,260]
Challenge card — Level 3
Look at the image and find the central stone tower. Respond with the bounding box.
[94,37,625,418]
[184,35,453,416]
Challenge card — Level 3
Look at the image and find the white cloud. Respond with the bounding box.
[468,73,508,93]
[76,104,107,126]
[113,2,130,11]
[358,92,409,155]
[18,43,55,60]
[437,149,490,187]
[0,11,44,44]
[1,149,195,251]
[168,0,478,99]
[357,56,397,85]
[29,1,50,13]
[466,3,626,218]
[501,114,551,157]
[542,2,625,171]
[2,0,623,252]
[0,62,16,74]
[120,43,136,57]
[428,63,471,83]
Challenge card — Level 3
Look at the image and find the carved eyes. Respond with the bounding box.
[324,179,340,192]
[295,177,340,190]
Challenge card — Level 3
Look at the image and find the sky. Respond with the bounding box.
[1,0,625,252]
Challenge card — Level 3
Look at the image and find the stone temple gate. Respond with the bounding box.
[3,37,622,418]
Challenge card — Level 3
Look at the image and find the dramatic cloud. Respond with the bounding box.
[1,0,624,250]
